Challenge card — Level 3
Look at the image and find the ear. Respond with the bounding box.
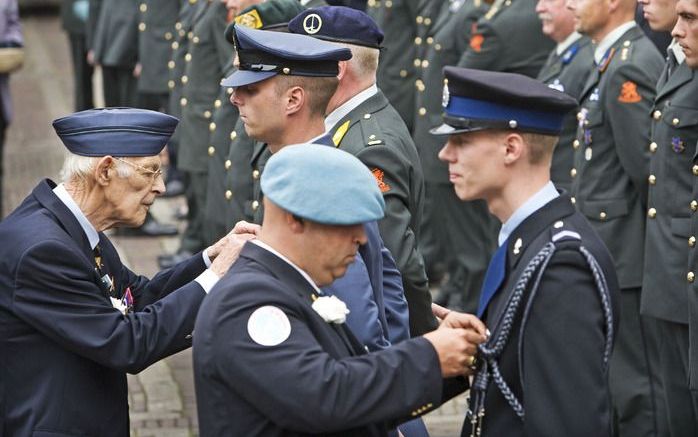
[286,85,305,116]
[337,60,349,81]
[502,133,525,165]
[285,211,306,234]
[94,156,115,187]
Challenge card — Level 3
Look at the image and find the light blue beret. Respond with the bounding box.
[52,107,179,157]
[261,144,385,225]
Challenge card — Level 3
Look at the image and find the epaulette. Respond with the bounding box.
[618,39,634,63]
[357,112,385,147]
[549,219,582,244]
[484,0,511,21]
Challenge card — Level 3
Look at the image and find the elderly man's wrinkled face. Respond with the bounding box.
[107,156,165,227]
[537,0,577,42]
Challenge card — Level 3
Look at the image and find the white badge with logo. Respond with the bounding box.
[247,306,292,346]
[303,13,322,34]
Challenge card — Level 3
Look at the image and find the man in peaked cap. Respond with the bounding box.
[288,6,436,338]
[0,108,256,437]
[193,143,487,436]
[434,67,619,436]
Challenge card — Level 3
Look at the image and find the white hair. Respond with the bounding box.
[60,152,132,183]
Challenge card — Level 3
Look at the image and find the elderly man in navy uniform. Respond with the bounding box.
[0,108,255,437]
[193,143,487,436]
[434,67,619,436]
[288,7,435,337]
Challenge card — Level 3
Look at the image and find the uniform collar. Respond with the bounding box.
[53,182,100,250]
[669,38,686,65]
[556,32,582,56]
[593,21,636,65]
[498,181,559,246]
[251,239,323,295]
[324,84,378,132]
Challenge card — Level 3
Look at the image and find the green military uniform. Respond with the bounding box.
[91,0,139,106]
[571,25,664,437]
[367,0,419,132]
[645,55,698,435]
[61,0,94,111]
[537,35,593,192]
[249,141,272,225]
[456,0,553,77]
[177,0,232,253]
[136,0,180,110]
[411,0,496,314]
[325,89,434,336]
[221,117,257,228]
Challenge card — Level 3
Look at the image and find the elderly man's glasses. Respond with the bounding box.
[113,157,163,182]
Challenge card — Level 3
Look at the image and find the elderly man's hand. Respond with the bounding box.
[423,312,488,378]
[209,233,256,278]
[207,221,261,260]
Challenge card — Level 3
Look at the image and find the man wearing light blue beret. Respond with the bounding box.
[193,143,487,436]
[0,108,256,437]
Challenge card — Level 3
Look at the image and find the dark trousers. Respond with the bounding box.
[101,66,137,107]
[67,33,93,111]
[421,182,498,313]
[610,288,667,437]
[654,319,698,437]
[180,170,207,253]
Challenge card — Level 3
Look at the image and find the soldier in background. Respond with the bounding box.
[535,0,593,193]
[639,0,697,434]
[566,0,665,433]
[61,0,94,111]
[412,0,495,314]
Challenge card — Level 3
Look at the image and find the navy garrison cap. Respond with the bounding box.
[261,144,385,225]
[223,0,307,42]
[52,108,178,157]
[431,66,578,136]
[288,6,384,48]
[221,26,352,87]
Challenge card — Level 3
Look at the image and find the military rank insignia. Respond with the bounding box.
[672,137,685,154]
[470,34,484,53]
[371,168,391,193]
[234,9,263,28]
[618,81,641,103]
[548,79,564,93]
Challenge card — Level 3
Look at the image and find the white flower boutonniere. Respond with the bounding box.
[110,296,128,315]
[312,295,350,324]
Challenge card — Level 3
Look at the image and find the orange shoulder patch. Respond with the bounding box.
[618,81,641,103]
[371,168,391,193]
[470,34,484,53]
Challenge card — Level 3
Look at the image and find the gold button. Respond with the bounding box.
[418,107,427,116]
[399,69,407,78]
[693,165,698,176]
[692,200,698,212]
[230,131,237,141]
[571,197,576,204]
[165,32,173,40]
[208,146,215,156]
[584,119,589,126]
[414,37,422,45]
[648,207,657,218]
[179,29,185,37]
[673,118,680,126]
[576,111,583,121]
[648,174,656,185]
[138,22,146,32]
[385,0,393,6]
[185,53,192,62]
[653,110,662,120]
[435,43,442,51]
[573,139,580,149]
[689,271,695,283]
[252,200,260,211]
[690,236,696,247]
[424,17,432,25]
[175,22,182,31]
[416,16,424,24]
[421,60,429,68]
[193,36,200,44]
[227,87,234,95]
[623,40,631,47]
[599,211,607,220]
[415,79,425,92]
[168,60,175,69]
[426,37,434,45]
[180,97,187,106]
[168,80,175,89]
[181,75,188,84]
[225,160,232,170]
[214,99,221,108]
[204,110,212,119]
[172,41,179,50]
[649,142,658,153]
[225,190,232,200]
[140,3,147,12]
[413,58,421,67]
[189,0,196,3]
[282,67,291,74]
[570,168,577,178]
[187,31,193,40]
[209,122,216,132]
[252,169,260,179]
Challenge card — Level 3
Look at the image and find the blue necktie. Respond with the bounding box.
[477,240,508,318]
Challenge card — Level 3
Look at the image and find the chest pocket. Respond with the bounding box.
[584,106,605,128]
[578,198,629,221]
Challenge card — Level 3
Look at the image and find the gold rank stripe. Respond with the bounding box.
[332,120,351,147]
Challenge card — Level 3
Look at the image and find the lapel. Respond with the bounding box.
[328,90,390,148]
[249,141,268,166]
[538,50,562,83]
[655,62,694,102]
[32,179,95,268]
[241,243,365,355]
[189,0,210,28]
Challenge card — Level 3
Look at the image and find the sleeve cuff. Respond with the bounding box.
[202,248,212,268]
[195,269,219,294]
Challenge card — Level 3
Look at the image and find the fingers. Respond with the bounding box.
[432,302,451,321]
[232,220,262,236]
[442,312,488,337]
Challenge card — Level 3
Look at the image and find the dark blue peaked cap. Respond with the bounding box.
[288,6,384,48]
[431,66,578,136]
[221,25,352,87]
[53,108,179,157]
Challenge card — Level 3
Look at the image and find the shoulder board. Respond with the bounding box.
[358,112,385,147]
[548,220,582,245]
